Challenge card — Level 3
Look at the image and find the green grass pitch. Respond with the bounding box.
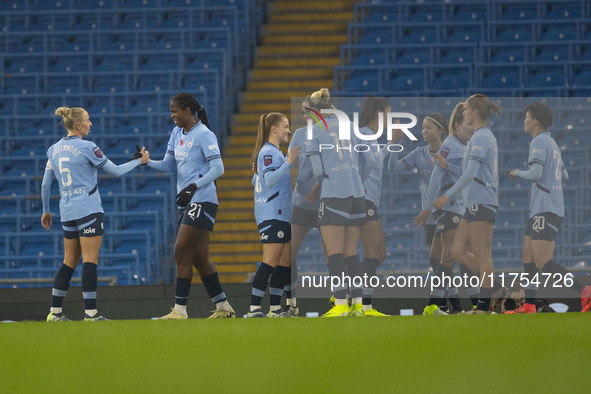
[1,313,588,393]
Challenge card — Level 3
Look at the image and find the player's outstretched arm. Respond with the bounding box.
[101,147,148,176]
[41,164,54,231]
[146,152,175,172]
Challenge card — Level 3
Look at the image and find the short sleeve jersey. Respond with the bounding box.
[528,132,565,217]
[436,135,467,215]
[306,116,365,200]
[401,145,436,212]
[46,136,107,221]
[253,142,292,225]
[166,121,221,205]
[464,127,499,207]
[289,126,319,210]
[358,126,385,208]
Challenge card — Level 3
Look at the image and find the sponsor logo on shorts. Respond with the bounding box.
[83,227,96,235]
[260,233,269,241]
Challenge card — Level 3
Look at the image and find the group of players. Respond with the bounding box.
[41,89,591,321]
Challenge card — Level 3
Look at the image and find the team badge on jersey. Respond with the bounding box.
[440,147,450,159]
[92,147,103,158]
[187,141,193,148]
[264,155,272,166]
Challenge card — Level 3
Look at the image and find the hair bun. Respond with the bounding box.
[55,106,70,117]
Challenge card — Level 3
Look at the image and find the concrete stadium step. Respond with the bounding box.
[240,102,293,113]
[192,273,250,284]
[255,57,340,68]
[211,0,354,283]
[210,242,260,253]
[258,45,340,58]
[266,23,347,35]
[217,189,252,200]
[216,210,255,222]
[263,34,347,45]
[213,231,260,242]
[250,67,334,81]
[214,264,256,274]
[243,90,311,101]
[248,79,334,91]
[220,168,253,178]
[270,12,354,23]
[217,200,253,210]
[224,146,253,156]
[273,1,355,13]
[223,156,252,168]
[214,221,257,232]
[211,252,261,264]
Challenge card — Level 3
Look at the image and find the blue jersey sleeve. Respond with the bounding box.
[528,137,547,166]
[84,142,108,169]
[467,132,488,164]
[201,130,222,162]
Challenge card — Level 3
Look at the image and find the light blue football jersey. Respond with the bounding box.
[358,126,386,208]
[527,132,565,217]
[399,145,436,212]
[254,142,292,225]
[464,127,498,207]
[165,120,221,205]
[306,115,366,199]
[46,136,107,221]
[289,126,319,210]
[436,135,467,215]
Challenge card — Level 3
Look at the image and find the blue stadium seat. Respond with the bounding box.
[440,49,474,64]
[433,73,469,90]
[397,50,430,65]
[389,75,424,91]
[535,46,570,62]
[573,71,591,87]
[546,4,582,20]
[446,26,482,44]
[401,27,437,44]
[527,72,564,87]
[343,76,380,92]
[483,73,520,89]
[364,12,398,24]
[541,26,577,41]
[495,27,532,42]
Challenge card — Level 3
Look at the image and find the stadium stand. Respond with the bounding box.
[0,0,267,286]
[1,0,590,288]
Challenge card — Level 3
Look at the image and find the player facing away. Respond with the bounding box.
[307,88,376,317]
[389,113,449,306]
[42,106,150,321]
[356,96,392,316]
[247,112,300,318]
[417,103,479,315]
[505,102,591,314]
[148,92,235,319]
[288,97,328,310]
[435,94,501,314]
